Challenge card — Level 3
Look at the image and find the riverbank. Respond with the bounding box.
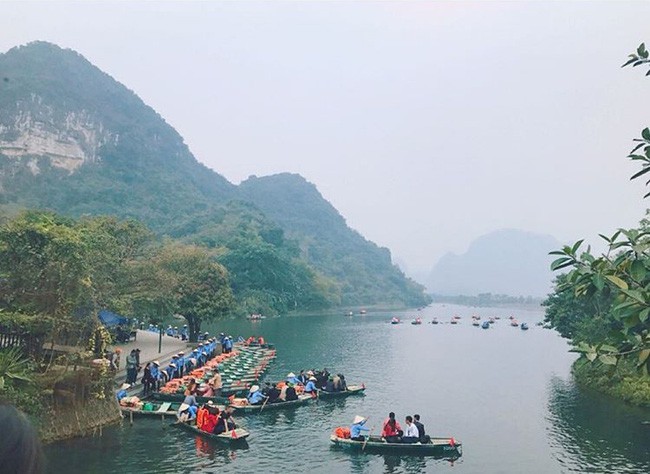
[573,357,650,407]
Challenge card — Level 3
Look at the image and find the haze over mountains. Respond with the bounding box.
[426,229,561,297]
[0,41,429,310]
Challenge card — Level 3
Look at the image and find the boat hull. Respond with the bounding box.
[230,394,313,413]
[317,385,365,399]
[176,421,250,443]
[330,435,462,457]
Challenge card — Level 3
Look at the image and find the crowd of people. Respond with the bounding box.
[242,368,349,406]
[348,412,430,444]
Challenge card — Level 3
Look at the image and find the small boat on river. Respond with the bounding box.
[230,394,313,413]
[317,385,365,399]
[390,317,400,325]
[521,322,529,330]
[472,320,480,327]
[431,318,439,325]
[511,320,519,327]
[481,321,490,329]
[411,318,422,325]
[329,434,462,457]
[176,420,250,444]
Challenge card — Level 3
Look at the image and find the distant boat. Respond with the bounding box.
[521,323,529,330]
[511,320,519,327]
[495,316,501,320]
[359,309,367,315]
[431,318,439,325]
[536,321,544,326]
[411,318,422,325]
[346,311,354,316]
[489,317,496,324]
[453,315,461,320]
[247,314,265,321]
[509,316,515,320]
[390,317,400,325]
[450,319,458,325]
[481,321,490,329]
[472,321,480,327]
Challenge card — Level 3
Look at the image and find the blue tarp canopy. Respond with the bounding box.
[98,309,128,327]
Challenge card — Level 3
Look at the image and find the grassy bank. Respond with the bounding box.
[573,357,650,408]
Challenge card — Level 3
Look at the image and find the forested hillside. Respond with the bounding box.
[0,41,430,312]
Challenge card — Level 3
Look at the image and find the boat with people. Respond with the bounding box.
[329,433,462,457]
[247,314,265,321]
[521,322,529,330]
[359,309,367,314]
[431,318,439,324]
[411,318,422,325]
[481,321,490,329]
[229,393,313,413]
[175,420,250,444]
[390,317,400,325]
[472,320,480,327]
[511,320,519,327]
[317,385,365,399]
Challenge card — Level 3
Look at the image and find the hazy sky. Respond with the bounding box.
[2,1,650,277]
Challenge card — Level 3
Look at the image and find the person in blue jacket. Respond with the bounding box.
[176,352,185,378]
[247,385,266,405]
[350,415,370,441]
[304,376,318,394]
[116,383,130,402]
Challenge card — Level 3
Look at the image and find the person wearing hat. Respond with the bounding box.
[116,383,130,402]
[150,361,162,391]
[176,352,185,378]
[247,385,266,405]
[304,376,317,395]
[350,415,370,442]
[286,372,300,384]
[181,325,188,341]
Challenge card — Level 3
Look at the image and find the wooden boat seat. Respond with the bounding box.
[157,402,172,413]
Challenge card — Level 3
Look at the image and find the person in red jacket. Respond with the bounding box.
[201,403,219,433]
[381,412,402,443]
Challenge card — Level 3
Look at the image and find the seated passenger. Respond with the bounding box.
[213,407,236,435]
[267,383,280,403]
[381,412,402,443]
[304,376,317,394]
[201,404,219,433]
[413,414,430,443]
[401,416,419,443]
[285,383,298,401]
[324,377,335,392]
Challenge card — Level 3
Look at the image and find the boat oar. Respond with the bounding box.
[362,426,373,451]
[259,395,270,413]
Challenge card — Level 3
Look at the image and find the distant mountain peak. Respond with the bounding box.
[428,228,560,297]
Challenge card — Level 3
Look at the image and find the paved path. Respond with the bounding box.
[111,330,188,391]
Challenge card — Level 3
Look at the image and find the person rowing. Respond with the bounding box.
[247,385,266,405]
[286,372,300,384]
[350,415,370,442]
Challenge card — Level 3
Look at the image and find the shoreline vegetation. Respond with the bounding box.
[430,293,543,309]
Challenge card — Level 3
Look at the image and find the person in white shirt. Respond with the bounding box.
[402,415,420,443]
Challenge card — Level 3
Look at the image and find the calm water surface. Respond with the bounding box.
[45,304,650,473]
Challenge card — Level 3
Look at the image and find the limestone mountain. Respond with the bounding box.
[427,229,561,297]
[0,41,429,310]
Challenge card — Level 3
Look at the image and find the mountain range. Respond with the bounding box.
[426,229,561,297]
[0,41,430,311]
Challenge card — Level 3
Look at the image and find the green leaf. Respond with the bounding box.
[630,260,647,281]
[622,57,639,67]
[599,344,618,353]
[599,354,618,365]
[640,307,650,323]
[606,275,629,290]
[571,240,584,254]
[586,352,597,362]
[643,128,650,141]
[620,288,646,304]
[548,250,568,256]
[592,274,605,290]
[630,143,645,154]
[638,43,648,58]
[630,166,650,181]
[638,349,650,366]
[551,257,573,271]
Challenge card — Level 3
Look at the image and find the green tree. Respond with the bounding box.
[152,243,234,342]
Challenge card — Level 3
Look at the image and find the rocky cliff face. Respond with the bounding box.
[0,97,113,173]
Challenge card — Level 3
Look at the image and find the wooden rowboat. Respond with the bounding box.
[316,385,365,399]
[176,420,250,444]
[230,394,313,413]
[329,434,462,457]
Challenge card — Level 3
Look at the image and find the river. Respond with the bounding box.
[45,304,650,473]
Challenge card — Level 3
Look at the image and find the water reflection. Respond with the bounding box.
[547,376,650,473]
